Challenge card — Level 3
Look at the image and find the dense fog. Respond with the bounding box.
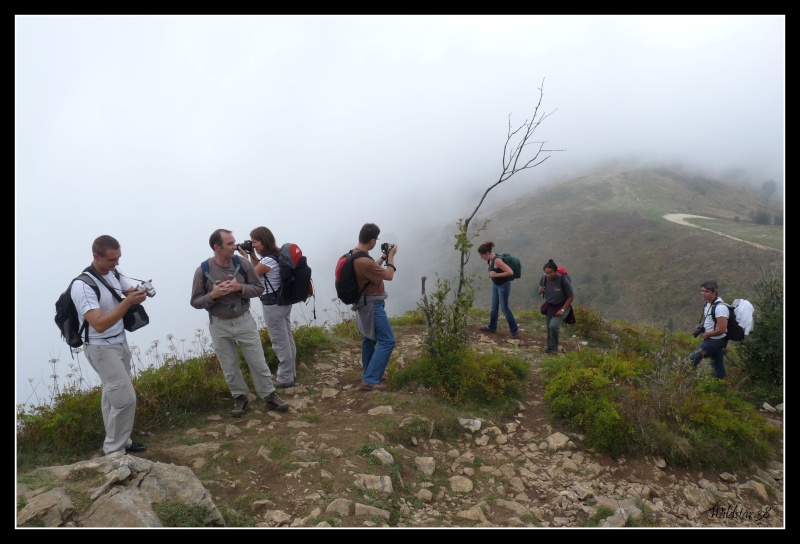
[16,15,784,405]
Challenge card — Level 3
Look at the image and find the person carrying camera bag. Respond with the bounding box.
[70,235,149,455]
[349,223,397,391]
[539,259,575,354]
[687,280,730,380]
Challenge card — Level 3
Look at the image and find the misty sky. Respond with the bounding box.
[15,15,785,406]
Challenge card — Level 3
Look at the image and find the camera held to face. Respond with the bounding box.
[237,240,254,254]
[380,242,395,254]
[140,281,156,298]
[692,324,704,338]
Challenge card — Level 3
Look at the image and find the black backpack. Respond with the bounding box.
[264,243,314,307]
[709,299,751,342]
[55,267,121,353]
[335,250,370,305]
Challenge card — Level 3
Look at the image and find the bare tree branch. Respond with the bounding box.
[456,78,564,296]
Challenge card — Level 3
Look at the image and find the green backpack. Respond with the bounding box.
[492,253,522,279]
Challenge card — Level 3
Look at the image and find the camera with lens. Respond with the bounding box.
[692,325,704,338]
[140,281,156,298]
[238,240,254,254]
[380,242,395,254]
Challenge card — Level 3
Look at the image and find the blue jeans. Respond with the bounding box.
[488,282,519,334]
[690,337,728,379]
[361,301,396,384]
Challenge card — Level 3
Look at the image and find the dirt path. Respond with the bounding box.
[662,213,781,252]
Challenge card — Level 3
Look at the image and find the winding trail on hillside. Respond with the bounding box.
[662,214,782,253]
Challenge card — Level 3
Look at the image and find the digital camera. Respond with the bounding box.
[140,281,156,298]
[380,242,395,254]
[238,240,254,253]
[692,325,704,338]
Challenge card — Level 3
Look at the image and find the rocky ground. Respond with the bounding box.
[17,324,784,528]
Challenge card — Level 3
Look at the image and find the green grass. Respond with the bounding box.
[17,302,784,525]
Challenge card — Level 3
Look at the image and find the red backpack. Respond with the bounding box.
[540,266,572,292]
[335,250,370,305]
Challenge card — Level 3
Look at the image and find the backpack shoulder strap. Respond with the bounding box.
[201,259,211,292]
[83,266,124,302]
[346,249,370,262]
[709,299,727,326]
[74,270,118,345]
[75,273,101,300]
[202,257,245,292]
[350,250,371,303]
[73,274,102,345]
[263,253,280,293]
[202,258,242,290]
[232,255,244,281]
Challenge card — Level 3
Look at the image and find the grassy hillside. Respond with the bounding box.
[396,166,783,332]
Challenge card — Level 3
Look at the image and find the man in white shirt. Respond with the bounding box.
[72,235,149,454]
[688,280,730,380]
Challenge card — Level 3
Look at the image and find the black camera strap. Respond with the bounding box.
[697,305,708,326]
[83,265,150,334]
[697,298,719,326]
[84,266,126,304]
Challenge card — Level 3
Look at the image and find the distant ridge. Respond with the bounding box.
[397,166,783,331]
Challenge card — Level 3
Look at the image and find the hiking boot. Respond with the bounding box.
[125,441,147,453]
[510,331,520,338]
[689,349,704,368]
[275,380,295,388]
[265,391,289,412]
[480,326,496,333]
[231,394,249,417]
[360,381,388,391]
